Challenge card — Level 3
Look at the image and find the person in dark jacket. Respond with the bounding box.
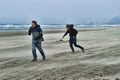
[62,24,85,53]
[28,20,46,61]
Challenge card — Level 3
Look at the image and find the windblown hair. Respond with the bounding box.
[32,20,37,25]
[66,24,74,28]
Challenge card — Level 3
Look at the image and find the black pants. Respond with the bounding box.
[69,38,84,52]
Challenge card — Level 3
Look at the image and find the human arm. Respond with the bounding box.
[73,29,78,38]
[28,28,31,36]
[60,30,69,41]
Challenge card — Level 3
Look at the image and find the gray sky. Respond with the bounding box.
[0,0,120,24]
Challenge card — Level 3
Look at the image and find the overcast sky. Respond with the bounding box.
[0,0,120,24]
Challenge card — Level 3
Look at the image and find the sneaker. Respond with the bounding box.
[31,59,37,62]
[42,57,46,60]
[82,48,85,53]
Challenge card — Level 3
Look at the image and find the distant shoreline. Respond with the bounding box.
[0,24,120,32]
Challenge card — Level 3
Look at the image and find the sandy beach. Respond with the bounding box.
[0,27,120,80]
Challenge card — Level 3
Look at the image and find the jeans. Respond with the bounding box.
[69,38,84,52]
[32,41,46,60]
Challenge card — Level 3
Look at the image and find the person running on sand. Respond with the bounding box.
[61,24,85,53]
[28,20,46,61]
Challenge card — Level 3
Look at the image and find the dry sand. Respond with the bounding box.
[0,27,120,80]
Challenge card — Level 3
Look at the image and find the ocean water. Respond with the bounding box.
[0,24,120,31]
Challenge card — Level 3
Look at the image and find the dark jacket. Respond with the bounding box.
[63,28,78,38]
[28,25,43,41]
